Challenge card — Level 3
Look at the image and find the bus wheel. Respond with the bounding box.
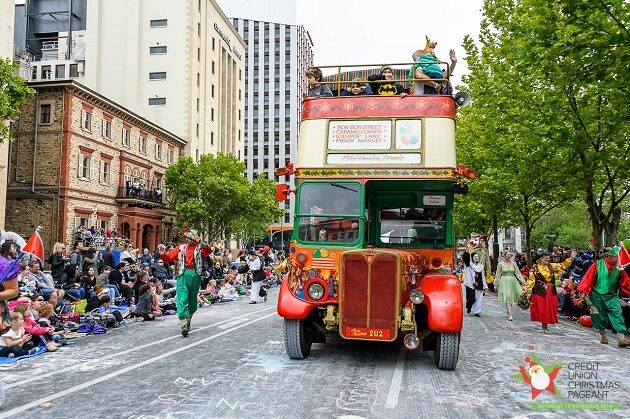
[434,333,460,370]
[284,319,313,359]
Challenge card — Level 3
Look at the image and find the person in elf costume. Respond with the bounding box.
[159,229,213,337]
[577,245,630,347]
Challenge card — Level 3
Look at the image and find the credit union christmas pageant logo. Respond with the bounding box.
[511,353,621,410]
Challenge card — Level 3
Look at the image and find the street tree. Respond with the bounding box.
[459,0,630,250]
[165,153,283,242]
[0,59,35,142]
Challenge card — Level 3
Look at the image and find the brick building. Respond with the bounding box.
[6,80,185,252]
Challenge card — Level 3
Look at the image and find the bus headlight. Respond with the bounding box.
[409,289,424,304]
[307,283,325,300]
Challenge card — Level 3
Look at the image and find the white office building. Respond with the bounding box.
[231,18,313,227]
[14,0,245,160]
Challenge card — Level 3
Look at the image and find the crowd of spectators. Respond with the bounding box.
[1,235,286,359]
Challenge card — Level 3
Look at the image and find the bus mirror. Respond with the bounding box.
[454,91,471,108]
[275,184,292,202]
[454,183,469,194]
[275,162,297,176]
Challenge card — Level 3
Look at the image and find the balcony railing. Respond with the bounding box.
[115,186,165,207]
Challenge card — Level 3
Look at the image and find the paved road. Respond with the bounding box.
[1,289,629,419]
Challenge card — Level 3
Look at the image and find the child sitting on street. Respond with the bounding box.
[0,312,37,357]
[133,284,157,321]
[218,279,239,301]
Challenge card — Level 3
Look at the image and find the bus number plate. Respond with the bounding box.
[342,327,392,340]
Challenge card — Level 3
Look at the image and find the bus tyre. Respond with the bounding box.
[284,319,312,359]
[434,333,460,370]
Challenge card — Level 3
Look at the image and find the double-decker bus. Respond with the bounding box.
[276,63,473,370]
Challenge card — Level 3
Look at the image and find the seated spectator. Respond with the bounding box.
[150,259,172,284]
[28,261,62,301]
[218,280,239,301]
[133,271,150,304]
[17,263,37,294]
[210,261,224,286]
[133,284,156,321]
[98,296,125,327]
[85,286,110,312]
[36,302,66,343]
[109,262,134,304]
[368,66,407,96]
[0,312,37,357]
[58,263,85,301]
[140,248,153,265]
[120,244,136,265]
[306,66,333,98]
[11,303,58,351]
[341,78,373,96]
[81,266,97,298]
[48,242,67,282]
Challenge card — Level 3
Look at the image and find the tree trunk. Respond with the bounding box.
[604,207,622,246]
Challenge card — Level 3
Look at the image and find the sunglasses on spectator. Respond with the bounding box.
[36,298,44,302]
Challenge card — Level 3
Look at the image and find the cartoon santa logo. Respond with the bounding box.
[511,354,562,399]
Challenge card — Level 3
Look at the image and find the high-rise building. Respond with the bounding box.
[13,0,245,160]
[0,0,16,230]
[231,18,313,228]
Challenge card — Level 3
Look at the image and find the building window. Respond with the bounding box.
[197,73,200,86]
[102,120,112,139]
[69,64,79,78]
[81,110,91,131]
[168,148,174,164]
[150,19,167,28]
[212,61,215,74]
[149,72,167,80]
[211,132,214,145]
[211,84,215,98]
[78,155,91,179]
[139,136,147,153]
[31,66,37,80]
[239,69,242,81]
[100,160,111,184]
[39,104,51,124]
[211,108,214,121]
[42,65,52,80]
[149,97,166,105]
[198,22,201,36]
[196,124,199,138]
[55,64,65,78]
[197,47,200,61]
[196,98,200,112]
[150,45,167,54]
[238,110,241,121]
[239,89,241,100]
[155,142,163,160]
[122,129,131,147]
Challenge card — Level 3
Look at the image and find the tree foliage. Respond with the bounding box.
[457,0,630,253]
[0,59,35,142]
[164,153,283,242]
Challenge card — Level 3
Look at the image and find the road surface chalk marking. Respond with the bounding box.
[218,319,249,330]
[0,312,277,418]
[385,348,406,409]
[4,306,275,390]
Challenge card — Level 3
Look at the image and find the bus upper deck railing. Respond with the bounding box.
[311,61,452,97]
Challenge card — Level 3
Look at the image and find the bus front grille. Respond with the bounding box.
[340,252,398,341]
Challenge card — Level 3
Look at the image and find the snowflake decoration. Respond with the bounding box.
[319,103,331,113]
[415,101,428,110]
[366,100,379,111]
[391,100,404,110]
[343,101,354,111]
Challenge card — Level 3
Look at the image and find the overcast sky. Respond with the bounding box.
[217,0,485,86]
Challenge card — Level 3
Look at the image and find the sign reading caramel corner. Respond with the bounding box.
[328,120,391,150]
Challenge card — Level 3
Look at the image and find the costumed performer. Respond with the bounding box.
[495,250,524,321]
[158,229,213,337]
[577,246,630,347]
[463,252,487,317]
[524,249,576,333]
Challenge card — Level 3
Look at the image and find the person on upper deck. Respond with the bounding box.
[306,67,333,98]
[340,78,373,96]
[409,40,457,95]
[368,66,408,96]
